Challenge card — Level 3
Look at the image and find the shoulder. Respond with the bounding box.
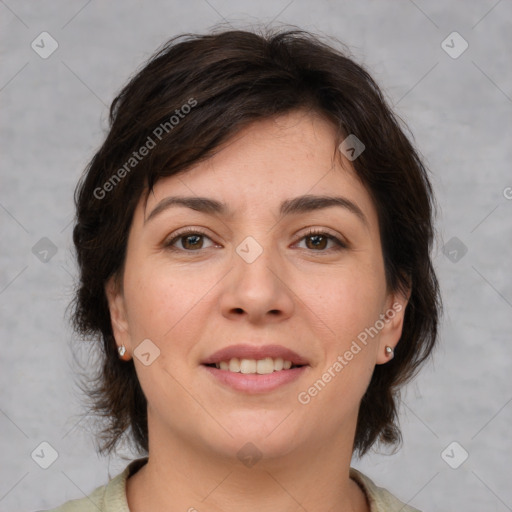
[349,467,422,512]
[42,482,109,512]
[41,458,148,512]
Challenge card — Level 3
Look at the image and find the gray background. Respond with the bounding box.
[1,0,511,510]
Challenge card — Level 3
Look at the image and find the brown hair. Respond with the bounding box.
[70,26,441,458]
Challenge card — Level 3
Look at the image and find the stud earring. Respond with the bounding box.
[118,345,128,360]
[385,346,394,358]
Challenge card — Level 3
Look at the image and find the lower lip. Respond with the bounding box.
[202,365,308,393]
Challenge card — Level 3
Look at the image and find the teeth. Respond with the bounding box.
[214,357,296,374]
[256,357,274,374]
[240,359,256,374]
[228,358,240,372]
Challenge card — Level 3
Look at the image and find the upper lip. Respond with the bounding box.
[201,344,309,366]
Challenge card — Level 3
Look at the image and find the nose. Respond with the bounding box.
[219,239,295,325]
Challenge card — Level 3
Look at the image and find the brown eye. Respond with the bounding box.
[181,234,204,250]
[164,230,215,251]
[306,234,328,250]
[297,230,346,252]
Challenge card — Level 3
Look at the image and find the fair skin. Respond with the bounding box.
[106,109,409,512]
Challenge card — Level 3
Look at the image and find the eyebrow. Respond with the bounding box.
[144,194,368,227]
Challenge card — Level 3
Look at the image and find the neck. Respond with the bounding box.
[126,418,368,512]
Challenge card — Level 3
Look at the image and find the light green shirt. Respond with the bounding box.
[44,457,421,512]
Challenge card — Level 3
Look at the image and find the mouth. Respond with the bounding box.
[201,344,310,393]
[204,357,304,374]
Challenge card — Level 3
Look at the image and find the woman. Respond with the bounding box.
[48,27,441,511]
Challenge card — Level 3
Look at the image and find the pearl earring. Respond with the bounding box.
[385,346,394,357]
[118,345,127,359]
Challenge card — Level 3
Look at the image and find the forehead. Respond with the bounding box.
[141,110,378,227]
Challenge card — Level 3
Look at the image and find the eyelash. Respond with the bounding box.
[163,228,347,253]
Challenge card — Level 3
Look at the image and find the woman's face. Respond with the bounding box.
[106,110,407,461]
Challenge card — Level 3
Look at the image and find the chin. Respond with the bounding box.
[200,413,307,463]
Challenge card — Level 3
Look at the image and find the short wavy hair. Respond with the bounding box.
[70,26,441,458]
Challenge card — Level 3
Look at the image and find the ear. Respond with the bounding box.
[105,274,131,352]
[375,285,410,365]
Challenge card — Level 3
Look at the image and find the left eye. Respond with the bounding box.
[296,231,346,251]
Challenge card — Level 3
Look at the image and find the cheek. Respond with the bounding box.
[296,269,383,418]
[123,258,224,349]
[123,259,189,340]
[299,262,386,348]
[121,261,212,409]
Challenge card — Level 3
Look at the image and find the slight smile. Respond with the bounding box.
[201,344,311,393]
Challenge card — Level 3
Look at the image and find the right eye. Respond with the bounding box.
[163,229,218,252]
[164,228,221,252]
